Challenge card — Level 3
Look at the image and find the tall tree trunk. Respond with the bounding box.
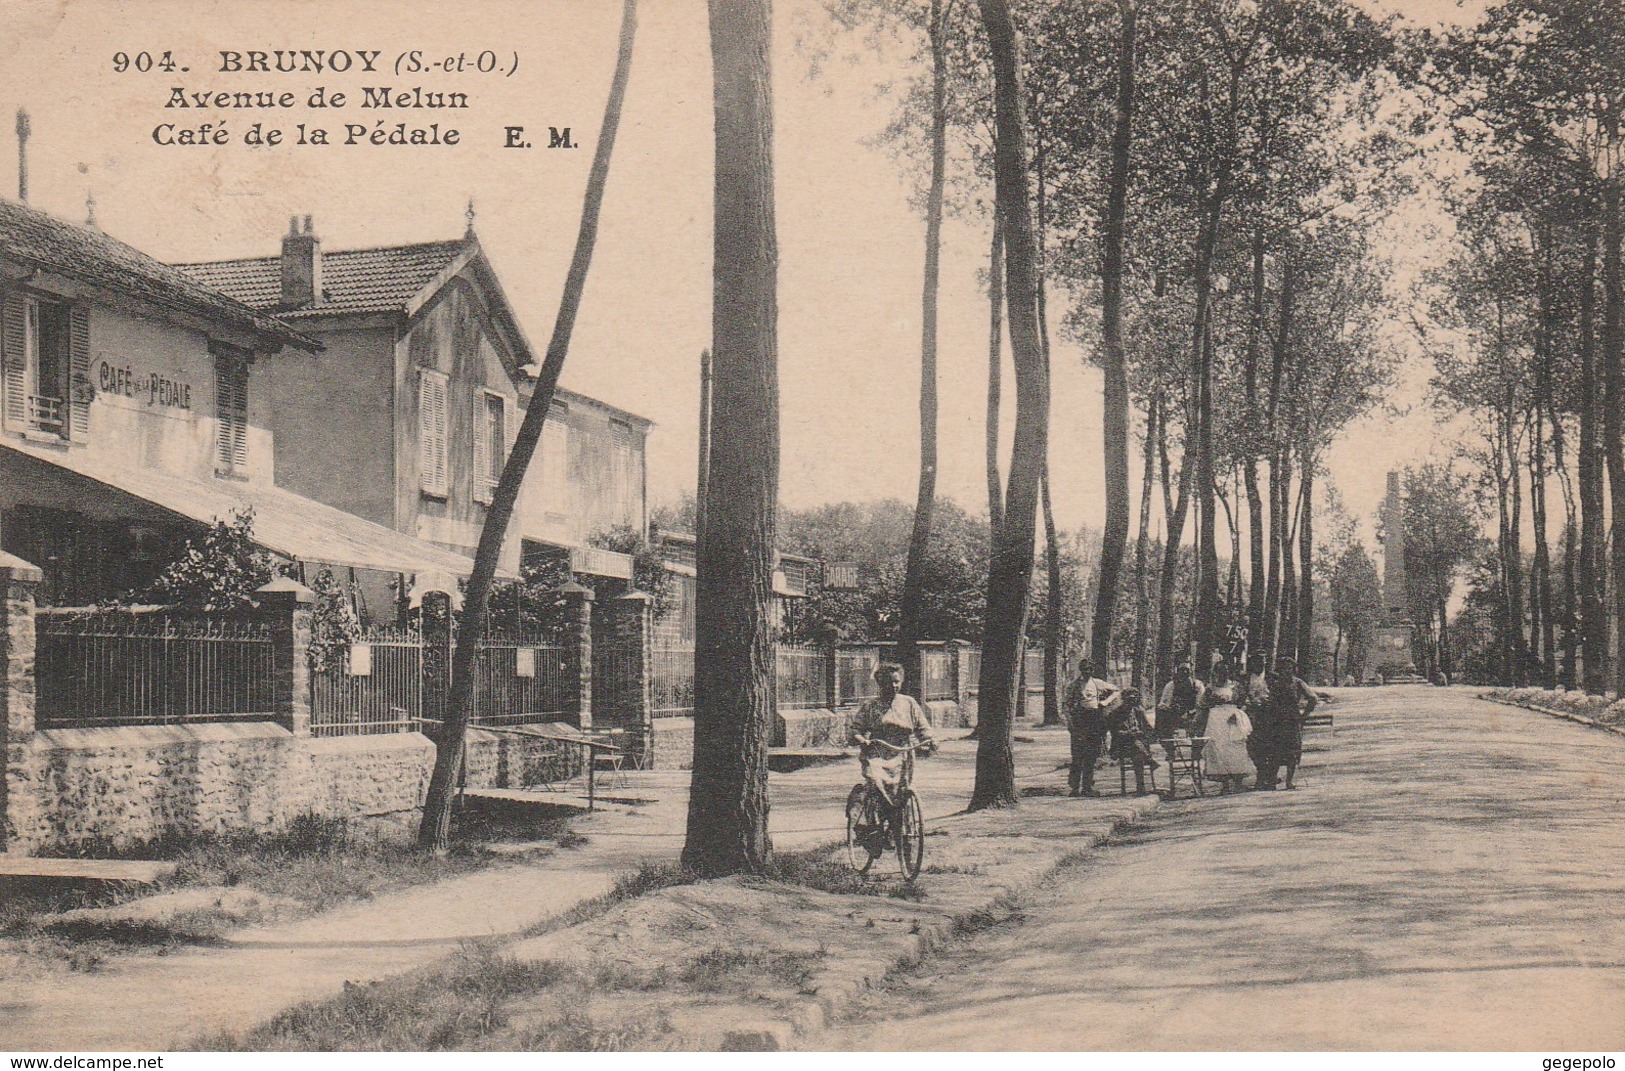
[1244,233,1267,648]
[1264,258,1296,664]
[1035,117,1061,719]
[1220,470,1242,610]
[972,0,1048,811]
[1497,408,1528,685]
[1190,125,1238,682]
[1155,418,1192,691]
[683,0,780,876]
[1091,0,1136,672]
[1132,396,1159,690]
[986,214,1005,537]
[1533,226,1556,687]
[1492,423,1516,685]
[418,0,639,852]
[1296,462,1315,675]
[1042,465,1062,724]
[1577,227,1606,693]
[1532,408,1555,687]
[696,347,712,542]
[895,0,948,689]
[1602,151,1625,694]
[1579,229,1605,695]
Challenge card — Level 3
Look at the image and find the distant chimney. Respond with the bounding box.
[15,108,30,203]
[280,214,321,308]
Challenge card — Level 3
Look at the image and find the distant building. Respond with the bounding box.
[1375,471,1418,678]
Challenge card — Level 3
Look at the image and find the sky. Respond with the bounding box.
[1,0,1490,552]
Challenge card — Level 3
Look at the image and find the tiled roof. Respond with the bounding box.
[175,239,469,317]
[0,198,316,351]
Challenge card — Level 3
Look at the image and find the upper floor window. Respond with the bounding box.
[540,402,569,521]
[610,417,636,527]
[418,368,449,498]
[473,391,505,503]
[214,353,250,475]
[3,295,73,439]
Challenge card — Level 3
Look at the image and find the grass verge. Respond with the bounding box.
[203,944,671,1051]
[5,806,578,963]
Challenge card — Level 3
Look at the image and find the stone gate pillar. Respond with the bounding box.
[556,582,595,729]
[0,552,43,854]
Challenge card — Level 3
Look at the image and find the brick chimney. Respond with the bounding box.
[280,214,321,308]
[15,108,30,203]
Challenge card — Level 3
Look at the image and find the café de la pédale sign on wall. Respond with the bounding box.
[96,359,194,412]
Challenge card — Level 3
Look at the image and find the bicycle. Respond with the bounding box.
[845,735,928,881]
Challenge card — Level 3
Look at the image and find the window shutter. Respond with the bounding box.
[230,367,248,470]
[67,305,91,442]
[2,292,25,432]
[541,415,569,518]
[215,358,248,472]
[611,419,634,525]
[473,392,492,498]
[418,369,448,496]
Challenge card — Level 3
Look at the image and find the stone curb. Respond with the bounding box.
[1478,694,1625,739]
[712,794,1163,1051]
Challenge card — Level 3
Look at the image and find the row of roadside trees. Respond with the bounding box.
[1415,0,1625,695]
[818,0,1406,724]
[414,0,1418,870]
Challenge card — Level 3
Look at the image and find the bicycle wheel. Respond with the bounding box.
[846,784,877,874]
[894,789,925,881]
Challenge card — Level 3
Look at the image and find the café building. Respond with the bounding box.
[0,196,481,606]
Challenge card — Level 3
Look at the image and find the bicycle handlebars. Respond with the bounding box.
[853,734,933,754]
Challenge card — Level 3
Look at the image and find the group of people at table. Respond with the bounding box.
[1063,656,1319,797]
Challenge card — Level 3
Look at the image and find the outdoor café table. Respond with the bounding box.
[462,722,623,811]
[1158,735,1209,799]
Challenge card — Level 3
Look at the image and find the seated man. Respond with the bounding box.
[850,661,937,806]
[1155,662,1206,736]
[1105,688,1161,795]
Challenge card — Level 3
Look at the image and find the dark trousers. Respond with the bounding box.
[1069,727,1106,794]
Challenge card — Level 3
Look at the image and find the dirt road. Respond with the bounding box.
[824,687,1625,1051]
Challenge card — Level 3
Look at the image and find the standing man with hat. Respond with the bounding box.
[1064,658,1117,797]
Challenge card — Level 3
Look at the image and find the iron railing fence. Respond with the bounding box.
[649,644,696,718]
[310,627,571,737]
[920,647,955,702]
[834,645,882,708]
[775,644,829,710]
[310,626,422,737]
[474,637,570,728]
[35,608,276,728]
[613,637,978,719]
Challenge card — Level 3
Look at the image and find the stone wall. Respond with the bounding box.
[9,721,601,854]
[6,723,443,852]
[651,717,694,771]
[302,732,436,838]
[777,708,853,750]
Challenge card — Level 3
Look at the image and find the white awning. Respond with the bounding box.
[1,439,509,578]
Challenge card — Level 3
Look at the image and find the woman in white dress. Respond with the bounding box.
[1196,663,1252,795]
